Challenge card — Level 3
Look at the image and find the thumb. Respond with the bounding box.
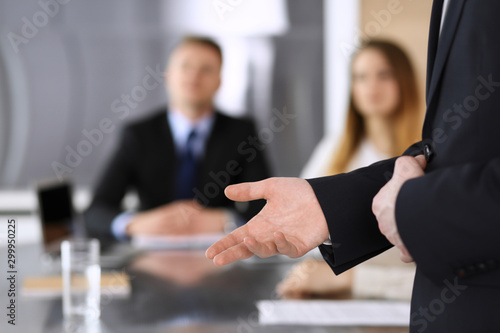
[414,154,427,170]
[225,179,271,202]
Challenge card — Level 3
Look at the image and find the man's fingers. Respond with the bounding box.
[275,232,300,258]
[394,156,426,180]
[225,179,271,202]
[395,240,414,263]
[244,236,277,258]
[398,246,414,263]
[206,225,249,259]
[213,243,253,266]
[399,252,414,263]
[414,155,427,170]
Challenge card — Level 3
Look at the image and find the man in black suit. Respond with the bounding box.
[207,0,500,331]
[85,37,270,243]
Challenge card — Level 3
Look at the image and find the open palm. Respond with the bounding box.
[206,178,330,266]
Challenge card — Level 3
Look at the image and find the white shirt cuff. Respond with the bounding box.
[111,211,135,241]
[322,236,333,246]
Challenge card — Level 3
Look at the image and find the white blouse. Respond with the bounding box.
[300,136,390,178]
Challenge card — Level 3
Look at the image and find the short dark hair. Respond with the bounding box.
[175,36,223,64]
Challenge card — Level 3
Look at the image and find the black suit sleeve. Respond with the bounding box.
[309,141,424,274]
[396,155,500,284]
[308,158,395,274]
[84,126,138,242]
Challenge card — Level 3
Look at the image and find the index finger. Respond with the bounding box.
[205,224,249,260]
[213,242,254,266]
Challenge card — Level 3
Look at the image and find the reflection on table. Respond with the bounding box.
[2,244,409,333]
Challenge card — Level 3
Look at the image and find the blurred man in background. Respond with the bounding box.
[85,36,270,243]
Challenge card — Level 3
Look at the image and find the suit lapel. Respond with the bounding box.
[158,109,177,199]
[201,113,226,174]
[426,0,466,107]
[426,0,445,103]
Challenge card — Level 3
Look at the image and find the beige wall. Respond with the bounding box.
[360,0,433,112]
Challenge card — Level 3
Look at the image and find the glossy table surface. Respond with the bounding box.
[0,244,409,333]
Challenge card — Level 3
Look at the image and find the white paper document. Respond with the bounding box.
[257,300,410,326]
[131,233,224,250]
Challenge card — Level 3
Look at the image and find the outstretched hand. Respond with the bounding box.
[206,178,329,266]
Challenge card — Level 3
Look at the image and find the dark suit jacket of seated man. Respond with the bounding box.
[85,108,270,243]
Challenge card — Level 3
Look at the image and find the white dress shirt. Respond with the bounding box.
[167,110,215,160]
[440,0,451,36]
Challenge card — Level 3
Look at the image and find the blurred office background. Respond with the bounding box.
[0,0,432,206]
[0,0,324,190]
[0,3,432,328]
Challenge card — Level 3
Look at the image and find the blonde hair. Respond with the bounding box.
[328,40,422,175]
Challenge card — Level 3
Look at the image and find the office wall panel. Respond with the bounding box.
[0,0,324,188]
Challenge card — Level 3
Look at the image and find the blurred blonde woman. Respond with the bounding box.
[278,40,423,300]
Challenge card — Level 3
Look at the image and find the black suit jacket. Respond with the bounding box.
[85,109,270,242]
[309,1,500,331]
